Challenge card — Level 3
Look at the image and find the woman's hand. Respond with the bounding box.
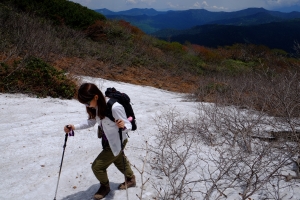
[64,124,75,133]
[115,119,125,129]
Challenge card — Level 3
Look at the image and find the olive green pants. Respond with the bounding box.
[91,140,134,186]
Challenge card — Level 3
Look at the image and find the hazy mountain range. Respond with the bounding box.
[96,8,300,32]
[96,8,300,53]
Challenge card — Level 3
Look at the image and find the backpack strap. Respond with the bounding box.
[106,98,125,151]
[106,98,117,122]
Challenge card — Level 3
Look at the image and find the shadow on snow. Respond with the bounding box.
[61,182,121,200]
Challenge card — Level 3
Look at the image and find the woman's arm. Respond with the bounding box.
[74,118,97,130]
[112,102,132,131]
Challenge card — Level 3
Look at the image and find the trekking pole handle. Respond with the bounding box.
[65,125,74,137]
[63,125,70,148]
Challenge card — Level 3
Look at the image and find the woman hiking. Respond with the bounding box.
[64,83,136,200]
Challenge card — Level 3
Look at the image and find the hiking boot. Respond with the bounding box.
[118,175,136,190]
[94,184,110,200]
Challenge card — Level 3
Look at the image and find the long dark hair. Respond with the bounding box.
[77,83,106,119]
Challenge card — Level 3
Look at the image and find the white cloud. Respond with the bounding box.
[193,2,201,8]
[267,0,300,6]
[211,5,228,10]
[192,1,227,10]
[202,1,209,7]
[193,1,210,8]
[126,0,138,4]
[167,2,179,8]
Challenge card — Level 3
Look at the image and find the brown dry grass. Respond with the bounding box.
[52,56,199,93]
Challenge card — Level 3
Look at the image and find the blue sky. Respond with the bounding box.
[69,0,300,12]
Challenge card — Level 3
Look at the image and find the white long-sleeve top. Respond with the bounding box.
[74,97,132,156]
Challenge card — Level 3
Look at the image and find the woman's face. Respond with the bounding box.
[84,95,98,108]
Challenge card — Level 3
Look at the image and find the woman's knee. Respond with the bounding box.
[92,160,105,173]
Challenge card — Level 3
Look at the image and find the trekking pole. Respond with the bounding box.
[119,128,129,200]
[53,132,69,200]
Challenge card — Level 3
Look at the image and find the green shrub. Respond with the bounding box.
[154,40,184,53]
[1,57,77,99]
[216,59,253,75]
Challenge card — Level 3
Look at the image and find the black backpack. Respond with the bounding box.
[105,87,137,131]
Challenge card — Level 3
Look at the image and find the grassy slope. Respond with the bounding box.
[1,0,300,100]
[0,0,203,94]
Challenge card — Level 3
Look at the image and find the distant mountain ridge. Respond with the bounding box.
[95,8,165,16]
[154,19,300,53]
[275,5,300,13]
[95,7,300,53]
[95,8,300,33]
